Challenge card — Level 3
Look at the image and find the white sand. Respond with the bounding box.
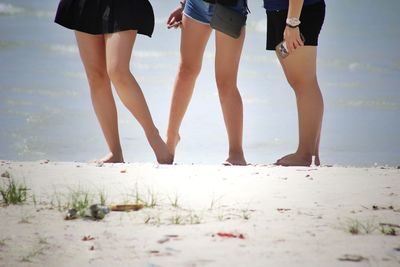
[0,161,399,266]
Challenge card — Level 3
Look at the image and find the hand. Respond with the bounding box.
[167,6,183,29]
[283,26,304,54]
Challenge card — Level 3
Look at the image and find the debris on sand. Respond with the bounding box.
[277,208,291,213]
[82,235,95,241]
[338,254,367,262]
[215,232,245,239]
[65,208,78,220]
[1,171,11,178]
[110,204,144,211]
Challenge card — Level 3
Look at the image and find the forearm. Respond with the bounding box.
[288,0,303,18]
[284,0,305,52]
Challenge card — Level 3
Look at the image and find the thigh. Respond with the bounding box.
[180,15,212,70]
[215,29,246,80]
[74,31,107,74]
[279,46,317,84]
[104,30,137,72]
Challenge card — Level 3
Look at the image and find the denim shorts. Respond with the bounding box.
[184,0,248,25]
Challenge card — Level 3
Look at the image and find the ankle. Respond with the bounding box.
[225,152,247,166]
[110,146,123,156]
[100,151,124,163]
[229,148,244,158]
[295,149,313,158]
[167,131,180,142]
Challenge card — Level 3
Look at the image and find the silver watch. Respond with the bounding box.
[286,17,301,28]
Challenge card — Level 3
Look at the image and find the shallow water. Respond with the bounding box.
[0,0,399,166]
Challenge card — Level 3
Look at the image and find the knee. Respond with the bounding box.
[177,62,201,82]
[86,68,109,89]
[286,74,318,95]
[216,75,237,98]
[107,63,130,86]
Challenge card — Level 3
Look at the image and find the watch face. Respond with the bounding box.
[286,18,300,27]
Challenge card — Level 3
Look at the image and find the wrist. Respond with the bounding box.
[285,25,300,31]
[179,0,185,10]
[286,17,301,28]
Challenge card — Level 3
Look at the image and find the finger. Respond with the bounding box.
[287,41,295,53]
[174,21,182,29]
[294,41,299,48]
[168,20,181,29]
[298,37,304,46]
[168,16,176,25]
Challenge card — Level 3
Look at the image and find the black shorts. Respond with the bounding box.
[55,0,155,37]
[266,1,325,50]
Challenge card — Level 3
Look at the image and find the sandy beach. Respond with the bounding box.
[0,161,399,266]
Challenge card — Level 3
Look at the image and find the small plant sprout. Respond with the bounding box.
[209,195,224,211]
[360,220,378,234]
[56,193,65,212]
[32,193,37,208]
[346,219,361,235]
[188,212,202,224]
[241,209,251,220]
[168,193,180,208]
[380,223,398,236]
[343,219,378,235]
[98,190,107,206]
[209,198,216,210]
[133,183,141,204]
[144,214,161,225]
[143,188,158,208]
[217,209,226,221]
[170,214,184,225]
[0,176,29,205]
[67,187,93,216]
[48,188,66,211]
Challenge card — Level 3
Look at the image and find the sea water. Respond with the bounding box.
[0,0,399,166]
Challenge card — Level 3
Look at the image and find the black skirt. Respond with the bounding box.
[54,0,155,37]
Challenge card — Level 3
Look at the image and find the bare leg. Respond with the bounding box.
[104,30,172,164]
[166,16,212,157]
[75,31,124,163]
[275,46,323,166]
[215,29,247,166]
[314,131,321,166]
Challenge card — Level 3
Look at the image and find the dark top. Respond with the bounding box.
[203,0,238,5]
[264,0,322,11]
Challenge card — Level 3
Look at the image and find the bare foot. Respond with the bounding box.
[166,133,180,158]
[274,153,312,167]
[95,152,124,164]
[147,132,173,164]
[223,153,247,166]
